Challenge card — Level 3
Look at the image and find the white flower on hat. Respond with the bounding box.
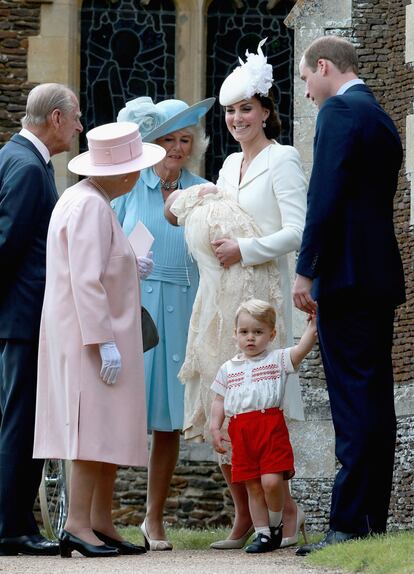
[117,97,166,140]
[239,38,274,99]
[219,38,274,106]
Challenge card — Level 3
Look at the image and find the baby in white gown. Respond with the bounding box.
[170,185,288,444]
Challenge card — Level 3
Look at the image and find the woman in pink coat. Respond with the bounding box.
[33,122,165,558]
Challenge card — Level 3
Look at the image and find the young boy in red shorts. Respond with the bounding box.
[210,299,317,553]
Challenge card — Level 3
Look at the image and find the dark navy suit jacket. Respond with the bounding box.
[296,84,405,307]
[0,134,58,340]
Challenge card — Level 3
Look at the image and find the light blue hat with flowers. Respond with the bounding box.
[117,96,215,143]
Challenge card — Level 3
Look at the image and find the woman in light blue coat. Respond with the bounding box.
[113,96,214,550]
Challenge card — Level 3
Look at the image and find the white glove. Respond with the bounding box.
[99,341,121,385]
[137,251,154,279]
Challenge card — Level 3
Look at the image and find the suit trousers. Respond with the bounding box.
[317,294,396,535]
[0,339,44,537]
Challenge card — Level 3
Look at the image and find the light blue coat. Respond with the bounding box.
[112,167,204,430]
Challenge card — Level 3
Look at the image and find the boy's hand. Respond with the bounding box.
[306,313,318,340]
[211,429,229,454]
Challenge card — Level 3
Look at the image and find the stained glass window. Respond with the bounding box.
[206,0,294,181]
[80,0,176,150]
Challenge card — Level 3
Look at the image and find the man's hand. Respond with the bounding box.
[211,238,241,268]
[293,274,317,314]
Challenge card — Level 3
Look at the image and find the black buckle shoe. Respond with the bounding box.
[270,521,283,550]
[245,533,274,553]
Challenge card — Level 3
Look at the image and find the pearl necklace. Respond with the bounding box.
[155,169,181,192]
[89,177,111,202]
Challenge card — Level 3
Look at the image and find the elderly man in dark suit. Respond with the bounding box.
[0,83,83,555]
[292,36,405,554]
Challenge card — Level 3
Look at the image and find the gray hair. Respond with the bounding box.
[21,83,77,128]
[181,124,210,173]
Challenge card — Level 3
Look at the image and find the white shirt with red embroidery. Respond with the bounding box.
[211,348,296,417]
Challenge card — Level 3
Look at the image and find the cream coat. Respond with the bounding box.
[33,180,147,467]
[215,142,307,421]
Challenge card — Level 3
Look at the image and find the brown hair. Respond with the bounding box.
[304,36,358,75]
[235,299,276,331]
[253,92,281,140]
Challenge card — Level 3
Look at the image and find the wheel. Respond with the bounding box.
[39,459,70,539]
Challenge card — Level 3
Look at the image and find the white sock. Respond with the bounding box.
[268,509,283,528]
[255,526,271,538]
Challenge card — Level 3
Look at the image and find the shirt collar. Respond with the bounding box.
[19,128,50,163]
[336,78,365,95]
[231,349,271,363]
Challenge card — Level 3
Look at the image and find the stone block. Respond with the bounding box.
[405,1,414,63]
[406,114,414,172]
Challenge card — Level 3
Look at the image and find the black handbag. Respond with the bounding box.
[141,306,159,352]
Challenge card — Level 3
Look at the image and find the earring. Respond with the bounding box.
[262,120,266,128]
[124,176,128,183]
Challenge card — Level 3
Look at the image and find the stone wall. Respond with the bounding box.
[0,0,40,145]
[352,0,414,386]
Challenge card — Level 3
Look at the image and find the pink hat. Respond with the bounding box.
[68,121,166,176]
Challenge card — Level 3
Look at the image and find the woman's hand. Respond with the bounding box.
[137,251,154,279]
[211,238,241,268]
[99,341,121,385]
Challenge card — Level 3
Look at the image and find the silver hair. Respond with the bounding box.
[21,83,77,128]
[182,124,210,172]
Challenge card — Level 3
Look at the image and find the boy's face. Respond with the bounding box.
[234,311,276,358]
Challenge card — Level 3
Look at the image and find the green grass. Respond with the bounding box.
[306,531,414,574]
[121,527,414,573]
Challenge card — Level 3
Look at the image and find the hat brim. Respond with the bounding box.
[142,97,215,142]
[67,142,166,176]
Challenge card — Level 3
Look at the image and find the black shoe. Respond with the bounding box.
[0,534,59,556]
[93,529,146,554]
[59,530,119,558]
[245,533,275,553]
[270,521,283,550]
[296,529,362,556]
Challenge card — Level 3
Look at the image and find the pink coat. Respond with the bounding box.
[33,179,147,467]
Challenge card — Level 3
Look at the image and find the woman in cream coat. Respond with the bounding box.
[169,40,308,549]
[33,122,165,558]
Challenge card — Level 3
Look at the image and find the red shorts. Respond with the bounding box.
[228,407,295,483]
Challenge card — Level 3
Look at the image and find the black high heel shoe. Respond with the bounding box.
[59,530,119,558]
[93,530,146,555]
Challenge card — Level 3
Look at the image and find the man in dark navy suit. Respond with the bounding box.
[0,83,82,555]
[292,36,405,555]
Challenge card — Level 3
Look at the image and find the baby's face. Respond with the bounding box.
[235,312,275,358]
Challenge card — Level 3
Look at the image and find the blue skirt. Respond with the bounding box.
[142,271,198,431]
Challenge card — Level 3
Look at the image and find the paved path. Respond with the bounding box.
[0,547,345,574]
